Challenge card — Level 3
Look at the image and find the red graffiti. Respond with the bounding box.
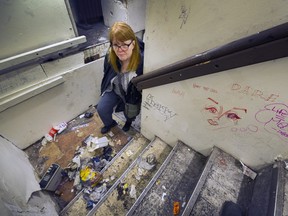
[193,83,218,93]
[204,98,247,127]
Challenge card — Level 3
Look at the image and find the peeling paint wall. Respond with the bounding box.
[141,0,288,168]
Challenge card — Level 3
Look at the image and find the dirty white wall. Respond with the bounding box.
[0,1,106,213]
[0,57,104,149]
[0,136,58,215]
[0,0,105,149]
[141,0,288,168]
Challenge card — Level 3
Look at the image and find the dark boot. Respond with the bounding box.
[122,120,132,132]
[101,120,117,134]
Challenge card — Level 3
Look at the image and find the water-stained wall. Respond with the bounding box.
[141,0,288,168]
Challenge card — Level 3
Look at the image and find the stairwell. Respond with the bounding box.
[49,109,288,216]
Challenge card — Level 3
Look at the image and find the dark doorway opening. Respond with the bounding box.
[68,0,110,49]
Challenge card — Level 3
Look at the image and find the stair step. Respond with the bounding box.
[284,161,288,216]
[128,141,207,216]
[60,133,150,216]
[183,147,254,216]
[89,137,172,216]
[248,161,285,216]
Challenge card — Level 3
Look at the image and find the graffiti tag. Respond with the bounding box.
[179,4,190,29]
[193,83,218,93]
[255,103,288,141]
[172,88,185,97]
[143,94,177,121]
[231,83,279,102]
[231,125,258,133]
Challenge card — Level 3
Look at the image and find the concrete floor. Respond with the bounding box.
[77,21,109,50]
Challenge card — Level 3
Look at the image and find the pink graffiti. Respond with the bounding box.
[231,83,279,102]
[193,83,218,93]
[255,103,288,141]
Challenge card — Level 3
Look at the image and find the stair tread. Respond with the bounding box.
[284,162,288,216]
[249,161,287,216]
[93,137,172,216]
[248,164,274,216]
[131,141,207,216]
[190,147,250,216]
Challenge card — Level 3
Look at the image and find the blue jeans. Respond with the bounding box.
[97,91,122,127]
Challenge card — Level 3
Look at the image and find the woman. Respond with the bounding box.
[97,22,144,134]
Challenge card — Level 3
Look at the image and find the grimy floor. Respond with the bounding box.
[24,106,140,210]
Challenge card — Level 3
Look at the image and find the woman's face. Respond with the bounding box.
[112,39,135,63]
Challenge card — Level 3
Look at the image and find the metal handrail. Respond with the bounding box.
[133,22,288,90]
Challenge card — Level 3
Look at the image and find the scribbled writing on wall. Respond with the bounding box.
[231,125,258,133]
[143,94,177,121]
[231,83,279,102]
[203,98,247,129]
[172,88,185,97]
[255,103,288,141]
[193,83,218,93]
[179,4,190,29]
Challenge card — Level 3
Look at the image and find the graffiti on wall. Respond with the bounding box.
[172,88,185,97]
[143,93,177,121]
[231,125,258,133]
[255,103,288,141]
[231,83,279,102]
[179,4,190,29]
[192,83,218,93]
[203,97,247,129]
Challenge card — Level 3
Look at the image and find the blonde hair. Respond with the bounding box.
[108,22,140,73]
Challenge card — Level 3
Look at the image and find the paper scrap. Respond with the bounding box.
[240,161,257,180]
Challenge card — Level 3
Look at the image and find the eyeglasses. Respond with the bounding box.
[111,40,134,51]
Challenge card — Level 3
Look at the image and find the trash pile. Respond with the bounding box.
[115,153,157,208]
[135,153,156,180]
[40,112,118,210]
[62,134,114,210]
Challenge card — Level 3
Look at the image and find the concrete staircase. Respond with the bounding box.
[60,127,288,216]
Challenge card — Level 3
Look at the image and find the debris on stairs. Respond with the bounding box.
[127,141,207,216]
[60,133,150,216]
[24,107,133,211]
[25,106,288,216]
[89,137,172,216]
